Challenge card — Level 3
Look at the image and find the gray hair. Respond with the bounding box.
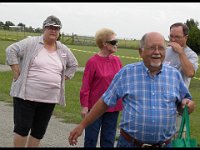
[140,32,166,49]
[140,33,148,49]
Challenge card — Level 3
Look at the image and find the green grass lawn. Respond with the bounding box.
[68,44,140,67]
[0,40,16,64]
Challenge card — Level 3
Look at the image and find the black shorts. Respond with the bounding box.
[13,97,55,139]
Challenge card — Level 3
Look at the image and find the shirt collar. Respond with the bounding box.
[141,62,163,77]
[39,35,62,50]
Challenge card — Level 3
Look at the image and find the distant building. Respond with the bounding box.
[9,26,24,31]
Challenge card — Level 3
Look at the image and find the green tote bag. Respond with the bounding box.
[172,105,198,147]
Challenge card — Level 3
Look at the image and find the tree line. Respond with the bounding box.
[185,19,200,54]
[0,18,200,54]
[0,21,42,33]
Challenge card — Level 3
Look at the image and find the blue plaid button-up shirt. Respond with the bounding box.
[102,61,192,143]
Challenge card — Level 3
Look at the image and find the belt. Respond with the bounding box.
[120,129,171,148]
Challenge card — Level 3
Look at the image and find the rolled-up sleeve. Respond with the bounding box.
[6,38,27,65]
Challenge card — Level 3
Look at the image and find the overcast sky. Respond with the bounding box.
[1,2,200,40]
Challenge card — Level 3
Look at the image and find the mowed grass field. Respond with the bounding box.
[0,36,200,143]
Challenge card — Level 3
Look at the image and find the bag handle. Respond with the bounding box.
[177,105,190,139]
[184,105,191,139]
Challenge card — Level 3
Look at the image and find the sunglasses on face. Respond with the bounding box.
[106,40,118,46]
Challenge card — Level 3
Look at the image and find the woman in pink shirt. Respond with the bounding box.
[80,28,123,147]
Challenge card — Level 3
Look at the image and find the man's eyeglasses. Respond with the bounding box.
[106,40,118,46]
[168,35,186,40]
[144,45,166,52]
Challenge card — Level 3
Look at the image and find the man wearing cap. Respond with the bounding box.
[6,15,78,147]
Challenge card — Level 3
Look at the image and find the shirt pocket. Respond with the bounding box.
[159,85,177,110]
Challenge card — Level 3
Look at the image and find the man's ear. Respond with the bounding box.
[138,48,143,57]
[185,35,188,41]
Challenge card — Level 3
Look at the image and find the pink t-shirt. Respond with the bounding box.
[80,54,123,112]
[25,47,62,103]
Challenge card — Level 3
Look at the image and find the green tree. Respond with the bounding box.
[25,26,34,32]
[4,21,15,30]
[186,18,199,29]
[35,27,42,33]
[17,22,25,31]
[0,21,4,27]
[185,18,200,54]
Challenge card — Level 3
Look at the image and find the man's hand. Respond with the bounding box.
[68,124,84,146]
[168,42,184,54]
[181,98,195,114]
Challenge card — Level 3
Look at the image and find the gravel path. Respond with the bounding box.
[0,64,11,72]
[0,101,86,147]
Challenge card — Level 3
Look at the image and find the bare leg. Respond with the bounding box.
[26,135,40,147]
[13,132,27,147]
